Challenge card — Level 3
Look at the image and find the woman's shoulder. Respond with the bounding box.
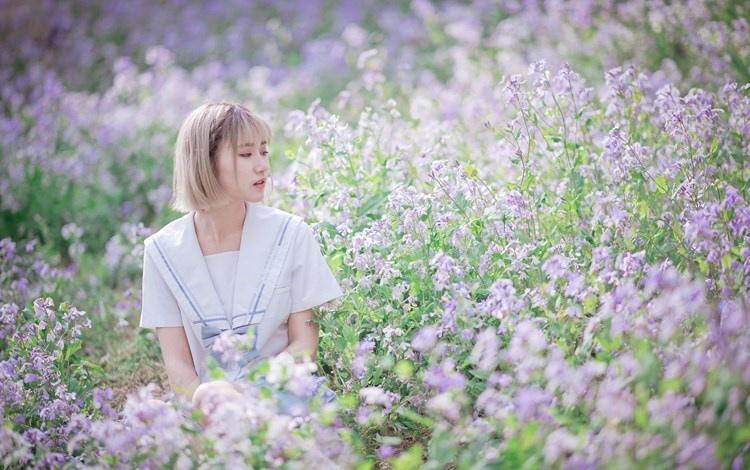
[143,211,192,249]
[253,203,309,231]
[253,203,299,221]
[142,204,311,252]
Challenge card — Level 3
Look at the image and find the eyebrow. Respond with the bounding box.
[239,140,267,148]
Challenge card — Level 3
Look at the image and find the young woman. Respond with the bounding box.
[139,102,344,426]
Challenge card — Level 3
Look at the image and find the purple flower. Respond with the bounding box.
[424,359,466,393]
[542,255,570,282]
[24,239,38,252]
[93,387,116,418]
[480,278,524,319]
[411,326,438,352]
[211,330,244,365]
[352,338,375,380]
[429,252,463,291]
[441,296,458,331]
[359,386,399,413]
[677,434,719,469]
[426,391,463,422]
[722,185,744,210]
[0,303,20,325]
[469,328,500,372]
[564,272,586,300]
[590,246,612,272]
[514,385,553,423]
[505,190,532,219]
[286,374,320,397]
[543,428,580,465]
[595,376,635,424]
[377,444,396,459]
[23,373,39,383]
[616,251,645,277]
[0,238,16,260]
[603,126,626,163]
[33,298,55,319]
[355,405,374,425]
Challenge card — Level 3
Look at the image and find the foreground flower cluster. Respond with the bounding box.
[1,0,749,468]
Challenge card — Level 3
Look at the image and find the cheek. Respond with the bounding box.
[216,160,245,189]
[215,158,233,184]
[237,159,255,178]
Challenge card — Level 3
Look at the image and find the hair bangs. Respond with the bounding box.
[223,107,273,158]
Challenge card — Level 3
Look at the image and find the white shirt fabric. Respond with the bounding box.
[203,250,239,315]
[138,203,344,384]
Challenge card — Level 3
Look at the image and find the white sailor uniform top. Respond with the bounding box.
[138,201,345,384]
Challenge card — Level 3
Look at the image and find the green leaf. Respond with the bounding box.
[658,377,683,394]
[583,295,598,314]
[337,393,359,409]
[519,421,540,450]
[355,461,375,470]
[396,406,435,429]
[698,259,710,275]
[329,251,344,272]
[721,254,733,270]
[395,360,414,379]
[62,341,82,362]
[357,193,386,218]
[379,354,395,370]
[634,405,648,429]
[654,175,668,194]
[390,443,424,470]
[428,428,457,464]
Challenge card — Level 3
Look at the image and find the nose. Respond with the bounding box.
[254,159,269,174]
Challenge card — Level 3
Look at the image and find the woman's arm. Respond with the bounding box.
[156,326,200,401]
[283,308,319,363]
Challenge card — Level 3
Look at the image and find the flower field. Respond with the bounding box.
[1,0,749,468]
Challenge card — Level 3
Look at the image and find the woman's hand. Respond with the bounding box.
[191,380,243,428]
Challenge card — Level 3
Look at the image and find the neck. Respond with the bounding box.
[194,200,247,243]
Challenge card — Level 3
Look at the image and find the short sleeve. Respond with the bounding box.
[139,243,184,328]
[289,222,345,314]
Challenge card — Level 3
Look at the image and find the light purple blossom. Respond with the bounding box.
[411,325,439,352]
[424,359,466,393]
[359,386,399,413]
[429,251,463,291]
[377,444,396,459]
[211,330,244,365]
[426,391,464,422]
[542,255,570,282]
[480,278,525,319]
[469,328,500,372]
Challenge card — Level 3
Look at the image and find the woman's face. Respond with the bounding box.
[214,135,270,203]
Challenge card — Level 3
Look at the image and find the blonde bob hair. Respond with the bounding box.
[170,101,273,213]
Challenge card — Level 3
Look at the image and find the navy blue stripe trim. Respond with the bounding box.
[252,284,265,312]
[231,321,259,330]
[232,310,265,321]
[193,317,238,325]
[152,239,207,326]
[277,215,293,246]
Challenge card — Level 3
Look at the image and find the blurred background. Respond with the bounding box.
[1,0,749,467]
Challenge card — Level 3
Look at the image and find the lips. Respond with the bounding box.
[253,178,265,186]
